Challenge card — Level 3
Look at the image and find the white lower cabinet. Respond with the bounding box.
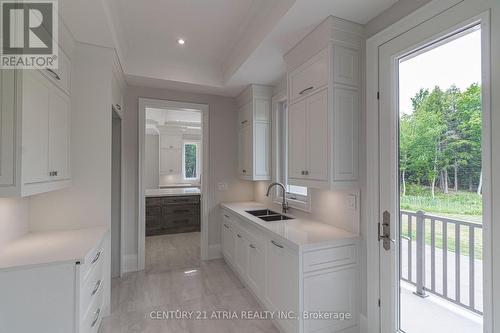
[0,229,109,333]
[221,208,358,333]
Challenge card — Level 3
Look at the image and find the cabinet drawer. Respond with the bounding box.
[165,213,199,227]
[81,276,104,333]
[80,240,104,283]
[163,195,200,204]
[289,48,328,103]
[164,203,199,216]
[80,256,104,317]
[303,245,355,272]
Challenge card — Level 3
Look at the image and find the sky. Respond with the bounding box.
[399,28,481,115]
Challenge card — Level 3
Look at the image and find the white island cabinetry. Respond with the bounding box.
[220,202,359,333]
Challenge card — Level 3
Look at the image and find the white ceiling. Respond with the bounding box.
[60,0,399,96]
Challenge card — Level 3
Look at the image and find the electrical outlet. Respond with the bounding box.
[346,195,356,211]
[217,182,228,191]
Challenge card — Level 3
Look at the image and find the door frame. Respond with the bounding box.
[366,0,496,332]
[138,98,210,270]
[111,108,124,277]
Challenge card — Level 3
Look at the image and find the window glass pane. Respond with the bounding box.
[184,144,197,178]
[287,185,307,196]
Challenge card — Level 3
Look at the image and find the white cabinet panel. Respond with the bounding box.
[22,71,51,184]
[40,46,71,95]
[254,122,270,178]
[306,89,328,181]
[288,99,307,180]
[0,70,16,186]
[254,98,271,122]
[221,213,235,263]
[334,88,359,181]
[333,46,359,87]
[303,267,357,333]
[49,88,71,180]
[234,230,248,276]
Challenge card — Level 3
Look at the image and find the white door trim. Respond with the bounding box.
[366,0,497,332]
[138,98,210,271]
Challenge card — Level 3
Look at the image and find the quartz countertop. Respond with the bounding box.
[221,202,358,249]
[145,187,201,197]
[0,226,109,271]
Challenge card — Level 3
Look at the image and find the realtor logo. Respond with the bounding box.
[1,0,58,69]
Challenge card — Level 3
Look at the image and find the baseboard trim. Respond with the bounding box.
[121,254,138,274]
[207,244,222,260]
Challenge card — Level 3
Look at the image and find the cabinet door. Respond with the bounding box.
[238,102,252,127]
[306,89,328,181]
[49,88,71,180]
[289,48,328,103]
[0,70,15,186]
[234,230,248,277]
[160,149,181,174]
[160,135,182,149]
[22,71,50,184]
[303,267,357,333]
[265,239,299,333]
[238,125,252,177]
[221,213,235,263]
[247,236,265,298]
[288,99,307,180]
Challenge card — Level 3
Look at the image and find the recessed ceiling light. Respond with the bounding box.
[177,38,185,45]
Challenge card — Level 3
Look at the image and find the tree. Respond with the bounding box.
[399,83,482,197]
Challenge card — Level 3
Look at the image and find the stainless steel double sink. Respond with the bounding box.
[245,209,293,222]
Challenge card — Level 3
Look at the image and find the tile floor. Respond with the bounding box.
[99,232,279,333]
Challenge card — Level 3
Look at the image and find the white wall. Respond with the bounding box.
[364,0,432,37]
[0,198,30,247]
[122,85,254,268]
[144,134,159,189]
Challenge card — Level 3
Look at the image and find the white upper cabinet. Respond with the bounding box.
[288,49,328,104]
[284,16,362,190]
[0,51,72,197]
[236,84,272,181]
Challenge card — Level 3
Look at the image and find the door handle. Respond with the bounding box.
[378,211,395,251]
[299,86,314,95]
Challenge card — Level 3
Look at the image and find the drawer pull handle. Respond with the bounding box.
[237,234,242,238]
[299,86,314,95]
[223,224,229,229]
[242,170,246,173]
[224,214,230,218]
[271,240,284,248]
[114,104,121,111]
[91,251,101,264]
[45,68,61,80]
[249,244,256,249]
[241,120,248,125]
[91,308,101,328]
[91,279,101,296]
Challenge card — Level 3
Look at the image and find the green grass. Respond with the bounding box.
[399,184,483,259]
[400,184,482,216]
